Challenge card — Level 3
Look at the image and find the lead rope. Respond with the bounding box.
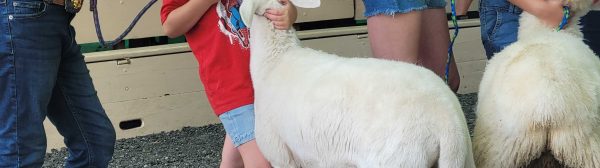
[90,0,158,48]
[445,0,460,84]
[557,4,571,31]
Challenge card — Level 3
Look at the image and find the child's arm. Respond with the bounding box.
[162,0,218,38]
[509,0,566,28]
[263,0,298,30]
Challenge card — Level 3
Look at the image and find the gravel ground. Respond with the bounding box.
[43,93,478,167]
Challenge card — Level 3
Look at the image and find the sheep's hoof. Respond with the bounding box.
[525,150,567,168]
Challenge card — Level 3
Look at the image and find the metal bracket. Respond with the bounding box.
[117,58,131,65]
[356,34,368,39]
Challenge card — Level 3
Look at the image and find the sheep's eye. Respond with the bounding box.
[277,0,287,5]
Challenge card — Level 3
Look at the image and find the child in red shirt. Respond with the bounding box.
[161,0,297,167]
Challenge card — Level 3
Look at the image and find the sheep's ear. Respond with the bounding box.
[240,0,256,27]
[593,0,600,10]
[290,0,320,8]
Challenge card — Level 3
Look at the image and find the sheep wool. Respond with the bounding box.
[240,0,475,167]
[473,0,600,167]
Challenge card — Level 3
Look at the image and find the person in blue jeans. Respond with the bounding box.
[0,0,116,167]
[458,0,599,58]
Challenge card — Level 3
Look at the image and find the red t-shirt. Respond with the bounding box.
[161,0,254,116]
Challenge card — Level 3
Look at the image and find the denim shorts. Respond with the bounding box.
[362,0,447,17]
[219,104,256,147]
[479,0,522,59]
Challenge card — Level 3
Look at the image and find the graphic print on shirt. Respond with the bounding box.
[217,0,250,48]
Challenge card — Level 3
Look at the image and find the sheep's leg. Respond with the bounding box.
[473,119,547,168]
[255,126,298,168]
[549,125,600,168]
[262,143,298,168]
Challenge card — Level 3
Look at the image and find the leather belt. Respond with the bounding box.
[44,0,83,13]
[44,0,65,6]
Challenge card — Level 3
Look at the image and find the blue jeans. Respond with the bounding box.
[479,0,522,59]
[582,11,600,56]
[0,0,116,167]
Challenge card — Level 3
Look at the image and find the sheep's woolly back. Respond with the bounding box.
[242,1,475,167]
[475,32,600,167]
[474,2,600,167]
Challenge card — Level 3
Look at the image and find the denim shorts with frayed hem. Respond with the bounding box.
[219,104,256,147]
[362,0,447,17]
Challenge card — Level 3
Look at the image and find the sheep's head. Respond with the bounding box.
[240,0,321,27]
[567,0,600,16]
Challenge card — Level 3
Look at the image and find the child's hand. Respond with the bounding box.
[264,0,297,30]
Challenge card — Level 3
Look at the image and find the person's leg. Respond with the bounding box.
[220,135,244,168]
[0,1,20,166]
[581,11,600,56]
[219,104,270,168]
[46,11,116,167]
[366,11,423,63]
[363,0,460,91]
[236,140,271,167]
[0,1,64,166]
[418,8,460,92]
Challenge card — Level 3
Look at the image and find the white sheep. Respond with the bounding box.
[239,0,475,167]
[473,1,600,167]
